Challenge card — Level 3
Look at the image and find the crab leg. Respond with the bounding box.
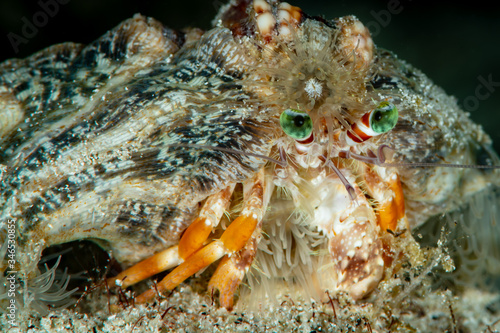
[178,185,235,259]
[108,185,234,288]
[315,162,405,300]
[362,165,405,232]
[134,170,267,304]
[208,228,261,309]
[324,168,385,300]
[326,164,406,299]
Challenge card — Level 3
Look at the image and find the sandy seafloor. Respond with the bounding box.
[1,281,500,332]
[2,229,500,333]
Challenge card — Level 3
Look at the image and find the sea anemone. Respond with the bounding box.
[241,197,333,307]
[1,255,78,316]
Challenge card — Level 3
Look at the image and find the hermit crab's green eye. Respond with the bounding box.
[280,109,313,140]
[369,101,398,134]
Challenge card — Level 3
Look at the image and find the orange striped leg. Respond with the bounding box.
[178,185,234,259]
[135,170,267,305]
[107,185,234,289]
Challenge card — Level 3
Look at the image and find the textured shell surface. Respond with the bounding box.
[0,0,499,320]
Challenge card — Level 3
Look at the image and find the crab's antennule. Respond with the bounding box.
[339,144,391,165]
[383,162,500,169]
[166,144,287,167]
[341,144,500,169]
[324,158,357,201]
[279,147,287,164]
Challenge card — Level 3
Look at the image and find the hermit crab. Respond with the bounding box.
[1,0,499,313]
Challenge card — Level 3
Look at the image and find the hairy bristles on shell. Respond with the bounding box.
[166,143,286,167]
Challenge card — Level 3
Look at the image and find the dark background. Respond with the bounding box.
[0,0,499,152]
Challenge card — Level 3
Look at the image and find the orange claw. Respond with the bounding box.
[378,174,405,232]
[392,174,405,220]
[179,185,234,259]
[362,165,405,232]
[107,186,233,289]
[378,198,398,232]
[135,170,266,305]
[135,214,258,304]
